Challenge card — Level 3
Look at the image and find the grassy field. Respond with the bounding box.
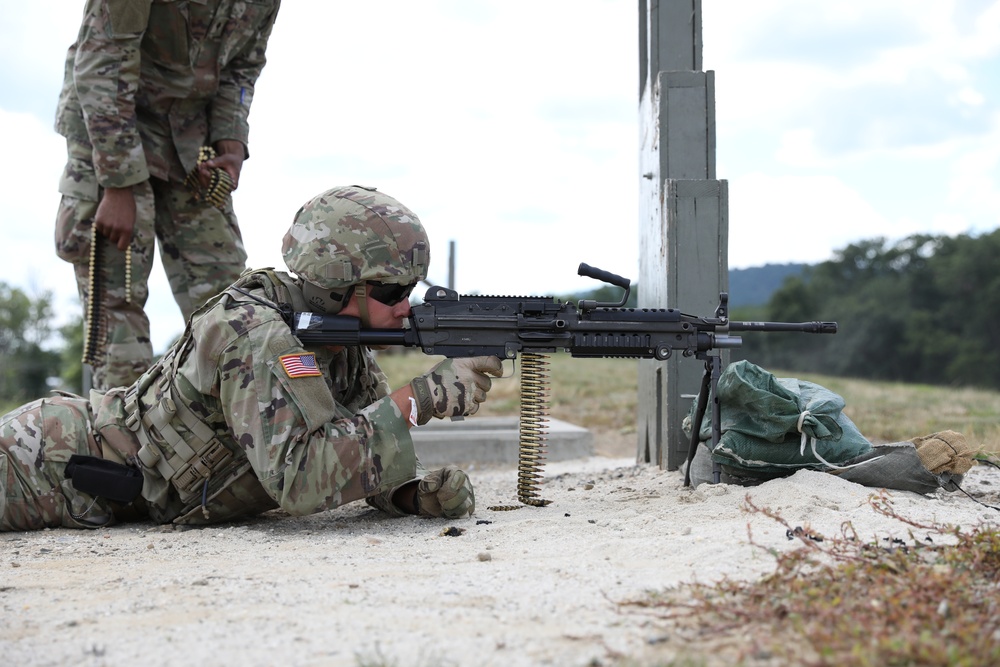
[376,350,1000,455]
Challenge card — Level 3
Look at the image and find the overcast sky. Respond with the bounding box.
[1,1,998,353]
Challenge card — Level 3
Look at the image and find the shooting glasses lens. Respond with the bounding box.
[367,281,416,306]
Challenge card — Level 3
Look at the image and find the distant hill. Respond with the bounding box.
[728,263,807,308]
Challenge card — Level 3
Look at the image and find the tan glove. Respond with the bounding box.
[417,465,475,518]
[409,356,503,424]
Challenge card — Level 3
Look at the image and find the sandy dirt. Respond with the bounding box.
[2,450,998,667]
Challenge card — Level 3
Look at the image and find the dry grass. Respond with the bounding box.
[620,493,1000,666]
[792,372,1000,453]
[374,351,1000,454]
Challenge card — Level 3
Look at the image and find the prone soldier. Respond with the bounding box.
[1,186,502,531]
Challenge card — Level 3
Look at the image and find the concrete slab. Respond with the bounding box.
[411,416,594,467]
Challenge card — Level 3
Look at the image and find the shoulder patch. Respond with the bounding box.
[279,353,322,379]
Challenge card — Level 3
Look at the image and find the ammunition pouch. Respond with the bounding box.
[64,454,143,504]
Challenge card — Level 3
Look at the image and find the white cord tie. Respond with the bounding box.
[796,409,874,470]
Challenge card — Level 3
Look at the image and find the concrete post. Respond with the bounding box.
[637,0,729,469]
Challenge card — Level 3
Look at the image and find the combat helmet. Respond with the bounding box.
[282,185,430,320]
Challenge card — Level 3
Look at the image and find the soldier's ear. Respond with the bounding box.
[333,286,361,319]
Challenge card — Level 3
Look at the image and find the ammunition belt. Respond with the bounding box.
[184,146,234,209]
[82,226,132,366]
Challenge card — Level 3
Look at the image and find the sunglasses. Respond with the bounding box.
[366,281,417,306]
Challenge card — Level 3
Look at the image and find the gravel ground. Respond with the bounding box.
[2,455,998,667]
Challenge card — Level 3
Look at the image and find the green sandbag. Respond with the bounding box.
[684,360,872,477]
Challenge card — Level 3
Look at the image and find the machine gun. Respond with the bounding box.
[293,263,837,506]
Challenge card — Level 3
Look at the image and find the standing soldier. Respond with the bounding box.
[54,0,281,390]
[2,185,503,531]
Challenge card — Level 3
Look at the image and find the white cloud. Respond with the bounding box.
[960,0,1000,58]
[947,114,1000,225]
[0,108,79,305]
[729,173,898,268]
[233,0,640,300]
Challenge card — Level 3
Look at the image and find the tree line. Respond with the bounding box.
[731,229,1000,390]
[0,284,73,411]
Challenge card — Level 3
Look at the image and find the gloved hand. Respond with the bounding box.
[417,465,475,518]
[409,356,503,425]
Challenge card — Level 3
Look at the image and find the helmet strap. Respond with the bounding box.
[354,283,372,328]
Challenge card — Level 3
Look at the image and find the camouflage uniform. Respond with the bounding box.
[54,0,281,390]
[0,395,115,530]
[4,185,493,531]
[0,270,417,530]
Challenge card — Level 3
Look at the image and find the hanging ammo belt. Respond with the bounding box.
[123,346,234,517]
[82,226,132,366]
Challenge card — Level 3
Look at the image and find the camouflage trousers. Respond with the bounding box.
[0,395,119,531]
[55,177,248,391]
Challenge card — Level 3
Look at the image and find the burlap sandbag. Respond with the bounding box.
[911,430,976,474]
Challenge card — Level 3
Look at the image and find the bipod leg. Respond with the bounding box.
[683,355,725,486]
[709,354,723,484]
[683,358,713,487]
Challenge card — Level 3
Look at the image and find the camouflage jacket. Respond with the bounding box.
[91,269,418,525]
[55,0,280,194]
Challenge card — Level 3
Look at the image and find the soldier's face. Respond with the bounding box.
[338,288,412,329]
[366,294,412,328]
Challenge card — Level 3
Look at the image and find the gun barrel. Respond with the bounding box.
[291,309,838,360]
[714,334,743,348]
[729,321,838,334]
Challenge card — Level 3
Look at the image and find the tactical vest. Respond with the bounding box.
[123,269,310,525]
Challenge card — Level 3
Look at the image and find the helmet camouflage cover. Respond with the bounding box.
[282,185,430,293]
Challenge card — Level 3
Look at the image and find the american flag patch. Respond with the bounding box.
[279,353,322,379]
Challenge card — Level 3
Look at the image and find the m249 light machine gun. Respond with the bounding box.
[293,264,837,507]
